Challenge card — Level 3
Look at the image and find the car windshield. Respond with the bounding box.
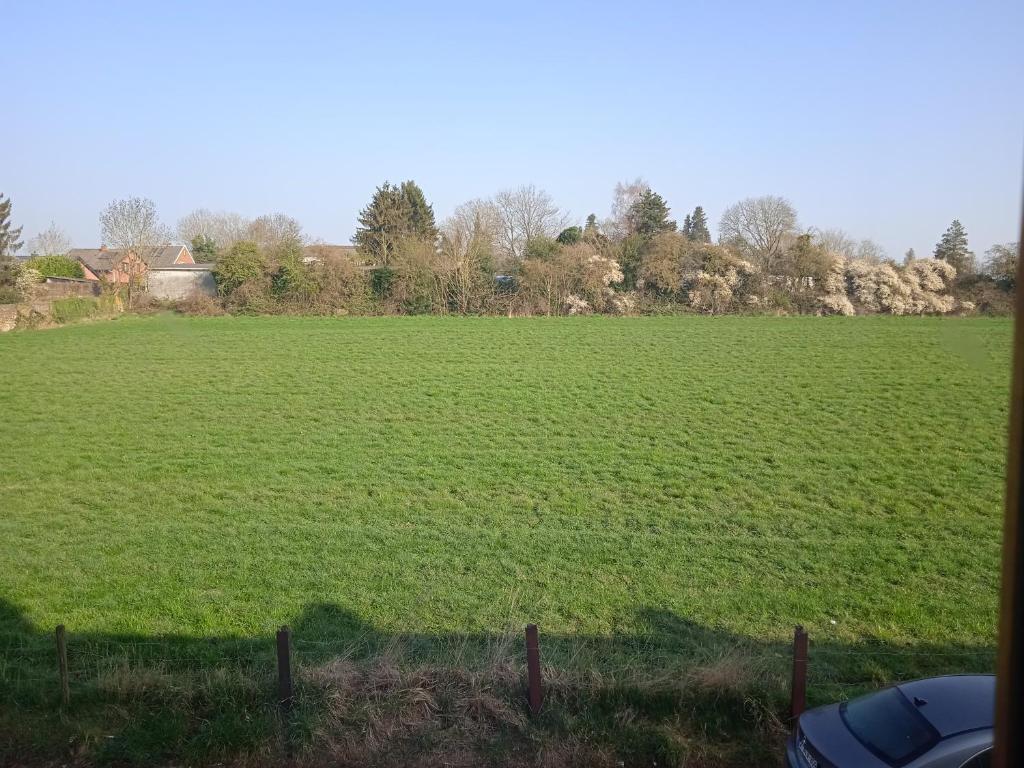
[840,688,940,766]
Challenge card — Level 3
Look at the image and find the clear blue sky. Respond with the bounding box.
[3,0,1022,258]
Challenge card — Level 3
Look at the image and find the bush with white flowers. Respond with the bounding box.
[15,267,42,301]
[819,257,958,316]
[687,257,756,314]
[564,294,591,315]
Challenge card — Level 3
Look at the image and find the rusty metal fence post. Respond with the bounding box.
[791,625,808,724]
[525,623,543,716]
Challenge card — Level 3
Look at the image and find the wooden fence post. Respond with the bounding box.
[55,624,69,708]
[791,625,808,724]
[525,623,542,716]
[276,626,293,713]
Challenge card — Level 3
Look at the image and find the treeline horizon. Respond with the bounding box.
[0,183,1018,316]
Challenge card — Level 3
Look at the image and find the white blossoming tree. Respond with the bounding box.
[818,257,957,316]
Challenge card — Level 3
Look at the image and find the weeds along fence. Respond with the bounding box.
[0,626,589,704]
[0,624,998,729]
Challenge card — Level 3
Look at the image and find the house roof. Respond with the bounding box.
[70,245,191,271]
[149,263,214,271]
[69,248,121,272]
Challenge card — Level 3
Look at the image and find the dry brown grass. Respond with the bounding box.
[0,642,787,767]
[286,646,786,768]
[173,293,227,316]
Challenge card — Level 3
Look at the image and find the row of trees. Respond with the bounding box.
[327,180,1015,315]
[1,186,1018,315]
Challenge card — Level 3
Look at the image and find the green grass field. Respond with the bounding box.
[0,314,1013,765]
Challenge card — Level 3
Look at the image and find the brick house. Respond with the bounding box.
[70,245,195,283]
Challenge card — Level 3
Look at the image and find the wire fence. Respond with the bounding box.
[0,623,999,722]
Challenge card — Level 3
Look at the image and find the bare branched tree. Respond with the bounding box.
[100,197,170,257]
[246,213,305,252]
[813,229,886,264]
[439,199,502,312]
[28,221,71,256]
[604,177,649,241]
[493,185,568,266]
[854,239,887,264]
[443,199,501,256]
[718,195,798,272]
[176,209,252,250]
[814,228,858,260]
[985,242,1019,287]
[99,197,171,306]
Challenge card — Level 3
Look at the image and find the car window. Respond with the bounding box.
[960,750,992,768]
[840,688,940,766]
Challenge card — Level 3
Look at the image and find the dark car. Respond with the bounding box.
[786,675,994,768]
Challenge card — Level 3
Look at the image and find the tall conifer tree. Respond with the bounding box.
[399,180,438,243]
[689,206,711,243]
[934,219,974,274]
[627,190,676,239]
[353,182,410,265]
[0,193,24,259]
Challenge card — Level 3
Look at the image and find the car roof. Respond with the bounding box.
[896,675,995,737]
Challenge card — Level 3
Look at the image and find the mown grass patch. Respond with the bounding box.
[0,315,1012,765]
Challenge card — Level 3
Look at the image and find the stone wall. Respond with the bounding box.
[0,278,100,331]
[0,304,16,332]
[37,277,101,300]
[0,301,60,332]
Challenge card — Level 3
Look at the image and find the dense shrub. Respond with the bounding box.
[15,267,42,301]
[636,232,691,295]
[223,276,275,313]
[954,273,1016,315]
[516,239,624,315]
[570,244,624,313]
[213,241,268,296]
[382,239,441,313]
[523,236,561,261]
[838,258,957,315]
[819,292,855,316]
[688,261,757,314]
[0,260,41,303]
[637,235,757,314]
[174,294,227,316]
[196,238,380,316]
[24,254,84,279]
[270,241,320,305]
[370,266,395,297]
[313,258,374,314]
[50,297,100,324]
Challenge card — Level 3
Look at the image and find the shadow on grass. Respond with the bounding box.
[0,598,996,768]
